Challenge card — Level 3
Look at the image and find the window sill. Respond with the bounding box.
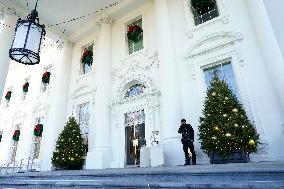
[78,70,95,81]
[187,14,229,38]
[123,48,146,62]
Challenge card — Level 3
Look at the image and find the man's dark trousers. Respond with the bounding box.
[182,139,196,165]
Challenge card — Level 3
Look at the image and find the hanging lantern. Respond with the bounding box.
[9,4,46,65]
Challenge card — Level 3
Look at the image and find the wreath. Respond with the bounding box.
[5,91,12,101]
[0,134,2,142]
[127,24,143,43]
[23,82,29,93]
[81,49,93,66]
[191,0,216,14]
[12,130,20,141]
[42,71,51,84]
[34,124,43,137]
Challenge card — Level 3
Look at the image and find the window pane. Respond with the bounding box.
[125,84,146,98]
[127,19,143,55]
[204,62,240,100]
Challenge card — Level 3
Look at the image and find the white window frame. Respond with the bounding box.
[126,16,144,55]
[183,0,229,38]
[80,42,94,76]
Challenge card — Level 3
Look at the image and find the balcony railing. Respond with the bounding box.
[193,8,219,26]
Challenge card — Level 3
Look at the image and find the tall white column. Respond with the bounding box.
[246,0,284,160]
[0,7,18,101]
[246,0,284,114]
[154,0,184,166]
[86,17,112,169]
[40,42,72,171]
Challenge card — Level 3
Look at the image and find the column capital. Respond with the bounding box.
[0,5,25,18]
[96,16,113,27]
[57,40,73,50]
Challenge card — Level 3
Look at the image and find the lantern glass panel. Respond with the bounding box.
[26,23,43,53]
[12,22,28,49]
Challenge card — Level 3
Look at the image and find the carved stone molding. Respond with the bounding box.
[33,102,49,115]
[96,16,113,27]
[186,31,244,58]
[72,84,97,100]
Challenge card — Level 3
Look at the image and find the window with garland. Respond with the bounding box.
[204,61,240,100]
[127,18,144,55]
[10,124,21,163]
[125,84,146,98]
[32,117,44,160]
[81,43,94,75]
[78,103,90,154]
[190,0,219,26]
[41,67,52,93]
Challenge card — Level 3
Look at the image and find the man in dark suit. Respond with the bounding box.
[178,119,196,165]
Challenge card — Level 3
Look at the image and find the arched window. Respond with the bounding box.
[125,84,146,98]
[191,0,219,25]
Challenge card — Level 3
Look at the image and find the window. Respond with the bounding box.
[78,103,90,154]
[22,80,29,100]
[191,0,219,26]
[127,18,144,55]
[10,124,21,163]
[203,62,240,100]
[41,67,52,93]
[32,117,44,160]
[125,84,146,98]
[81,43,94,75]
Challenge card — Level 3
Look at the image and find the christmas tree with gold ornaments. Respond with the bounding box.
[52,117,85,170]
[198,74,260,158]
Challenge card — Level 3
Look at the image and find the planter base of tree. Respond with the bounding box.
[209,150,250,164]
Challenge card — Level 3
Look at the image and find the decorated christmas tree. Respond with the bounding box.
[198,75,260,158]
[52,117,85,170]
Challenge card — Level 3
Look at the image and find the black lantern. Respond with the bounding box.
[9,3,46,65]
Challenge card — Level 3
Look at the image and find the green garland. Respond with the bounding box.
[12,130,20,142]
[127,24,143,43]
[23,82,29,93]
[34,124,43,137]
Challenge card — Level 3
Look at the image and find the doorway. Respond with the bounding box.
[125,110,146,166]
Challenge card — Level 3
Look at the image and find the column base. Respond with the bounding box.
[162,137,184,166]
[86,147,112,169]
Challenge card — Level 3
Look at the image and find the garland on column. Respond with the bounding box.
[22,82,29,93]
[42,71,51,84]
[127,24,143,43]
[81,49,93,66]
[5,91,12,101]
[34,124,43,137]
[12,130,20,141]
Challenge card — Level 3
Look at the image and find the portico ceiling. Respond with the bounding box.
[3,0,146,42]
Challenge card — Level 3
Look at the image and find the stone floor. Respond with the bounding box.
[0,161,284,188]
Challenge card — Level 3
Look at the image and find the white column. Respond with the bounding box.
[0,7,18,101]
[86,17,112,169]
[40,42,72,171]
[246,0,284,160]
[154,0,184,166]
[246,0,284,114]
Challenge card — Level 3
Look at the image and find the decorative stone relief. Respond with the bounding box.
[186,31,243,58]
[72,84,97,100]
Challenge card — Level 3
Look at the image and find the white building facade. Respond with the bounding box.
[0,0,283,171]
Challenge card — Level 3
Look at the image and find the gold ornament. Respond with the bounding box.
[223,114,227,117]
[71,157,75,161]
[214,126,220,131]
[225,133,231,137]
[248,139,255,146]
[232,108,238,113]
[212,92,216,96]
